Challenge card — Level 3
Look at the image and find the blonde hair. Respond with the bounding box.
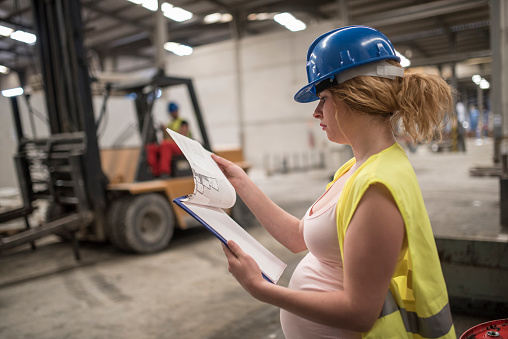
[328,60,454,142]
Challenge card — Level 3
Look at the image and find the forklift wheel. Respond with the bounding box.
[106,196,134,251]
[113,193,175,253]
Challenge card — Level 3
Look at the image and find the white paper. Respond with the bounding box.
[167,128,236,209]
[168,128,287,283]
[182,201,286,283]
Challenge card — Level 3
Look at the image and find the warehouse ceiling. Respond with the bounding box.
[0,0,492,95]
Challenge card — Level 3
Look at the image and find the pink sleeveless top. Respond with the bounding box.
[280,186,360,339]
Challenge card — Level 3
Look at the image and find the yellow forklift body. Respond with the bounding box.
[100,147,249,230]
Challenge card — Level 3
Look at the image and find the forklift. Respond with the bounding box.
[0,0,251,258]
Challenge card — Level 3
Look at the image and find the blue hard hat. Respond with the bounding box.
[168,102,179,113]
[294,26,401,103]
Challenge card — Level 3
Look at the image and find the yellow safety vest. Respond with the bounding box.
[165,117,192,139]
[329,143,455,339]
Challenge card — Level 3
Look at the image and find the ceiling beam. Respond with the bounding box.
[357,0,488,27]
[410,49,491,67]
[81,2,151,30]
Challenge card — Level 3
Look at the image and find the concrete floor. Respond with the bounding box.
[0,138,505,338]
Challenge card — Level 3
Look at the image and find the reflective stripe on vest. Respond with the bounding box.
[380,290,453,338]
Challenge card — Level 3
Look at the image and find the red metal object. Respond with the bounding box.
[460,319,508,339]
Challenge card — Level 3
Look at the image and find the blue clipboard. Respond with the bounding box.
[173,195,275,284]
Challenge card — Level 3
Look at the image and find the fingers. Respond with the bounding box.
[211,153,226,164]
[212,154,237,169]
[221,240,242,259]
[221,241,240,276]
[211,154,228,172]
[227,240,244,257]
[221,242,235,259]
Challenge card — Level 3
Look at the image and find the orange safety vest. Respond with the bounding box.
[329,143,455,339]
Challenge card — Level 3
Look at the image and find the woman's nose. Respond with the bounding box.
[313,103,322,119]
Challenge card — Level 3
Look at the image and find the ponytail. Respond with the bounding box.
[329,60,454,142]
[395,72,454,142]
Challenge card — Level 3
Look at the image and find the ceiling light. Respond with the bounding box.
[472,75,489,89]
[204,13,232,24]
[248,13,275,21]
[479,79,490,89]
[0,25,14,37]
[2,87,24,97]
[220,13,233,23]
[10,30,37,44]
[0,65,9,74]
[141,0,157,11]
[126,1,193,21]
[273,12,306,32]
[162,3,193,22]
[204,13,221,24]
[164,42,193,56]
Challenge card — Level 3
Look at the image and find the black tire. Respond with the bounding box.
[106,196,134,251]
[231,195,256,228]
[114,193,175,253]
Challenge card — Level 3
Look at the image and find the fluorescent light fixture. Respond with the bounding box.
[0,25,14,37]
[395,51,411,67]
[2,87,24,97]
[10,30,36,44]
[141,0,158,11]
[221,13,233,22]
[273,12,306,32]
[0,65,9,74]
[248,13,275,21]
[472,75,490,89]
[204,13,221,24]
[127,0,193,22]
[164,42,193,56]
[162,3,193,22]
[204,12,232,24]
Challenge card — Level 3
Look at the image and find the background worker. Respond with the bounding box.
[163,101,192,139]
[147,101,191,178]
[213,25,455,338]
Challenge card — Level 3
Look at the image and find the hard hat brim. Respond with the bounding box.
[294,81,321,103]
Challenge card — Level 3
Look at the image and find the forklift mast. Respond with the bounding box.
[0,0,107,254]
[30,0,107,210]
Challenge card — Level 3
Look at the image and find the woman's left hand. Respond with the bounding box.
[222,240,269,299]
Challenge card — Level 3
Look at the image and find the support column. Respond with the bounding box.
[230,11,245,149]
[155,0,167,70]
[490,0,508,160]
[490,0,508,227]
[477,85,484,141]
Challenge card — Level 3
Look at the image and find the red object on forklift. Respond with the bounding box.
[460,319,508,339]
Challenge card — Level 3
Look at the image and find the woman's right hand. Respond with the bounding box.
[211,154,247,190]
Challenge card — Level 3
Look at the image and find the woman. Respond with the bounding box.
[212,26,456,338]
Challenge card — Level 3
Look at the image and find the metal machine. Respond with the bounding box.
[0,0,250,258]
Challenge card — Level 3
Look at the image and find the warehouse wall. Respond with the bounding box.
[0,21,347,189]
[163,21,341,172]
